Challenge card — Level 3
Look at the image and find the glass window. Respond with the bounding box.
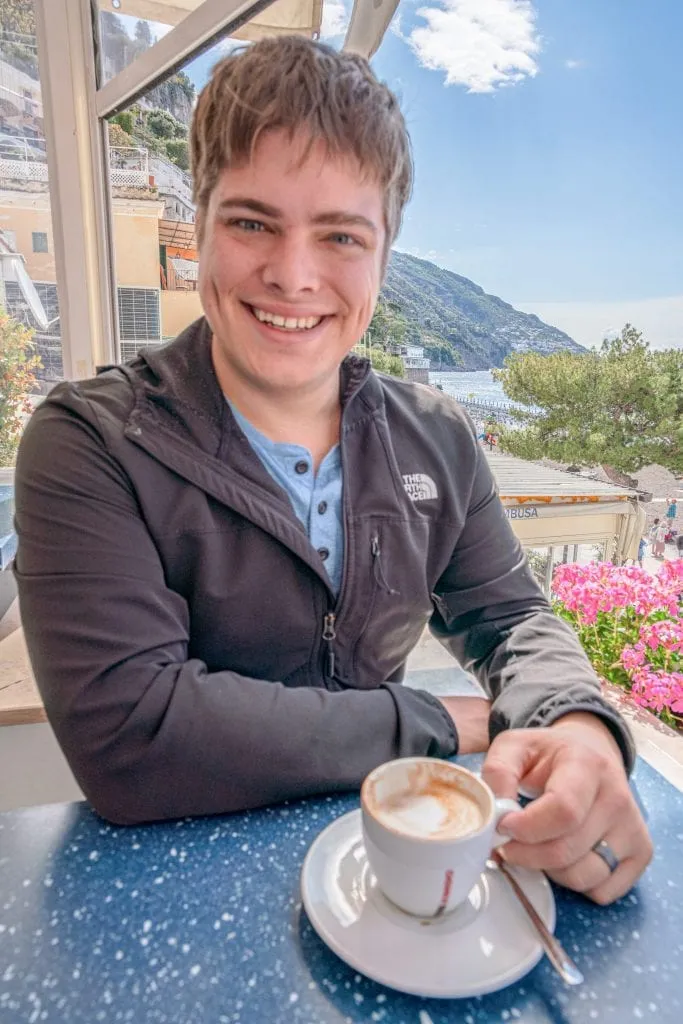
[0,0,66,412]
[97,0,340,83]
[97,1,195,85]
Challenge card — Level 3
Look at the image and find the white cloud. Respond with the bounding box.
[321,1,348,40]
[407,0,541,93]
[564,58,585,70]
[515,296,683,351]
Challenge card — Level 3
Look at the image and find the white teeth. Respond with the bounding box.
[252,307,322,331]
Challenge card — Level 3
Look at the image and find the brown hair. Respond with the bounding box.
[190,35,412,254]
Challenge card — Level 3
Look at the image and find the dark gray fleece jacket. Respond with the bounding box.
[13,318,634,824]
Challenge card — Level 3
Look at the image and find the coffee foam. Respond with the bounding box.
[370,773,486,840]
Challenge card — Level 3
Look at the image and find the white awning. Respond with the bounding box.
[98,1,323,38]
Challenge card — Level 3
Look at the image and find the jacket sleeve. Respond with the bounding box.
[13,397,457,825]
[430,430,636,773]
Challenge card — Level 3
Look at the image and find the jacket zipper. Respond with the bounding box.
[322,612,337,679]
[318,360,374,681]
[321,534,397,680]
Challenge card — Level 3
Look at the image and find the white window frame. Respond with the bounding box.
[33,0,396,379]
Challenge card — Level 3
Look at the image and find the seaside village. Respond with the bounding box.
[0,2,681,1022]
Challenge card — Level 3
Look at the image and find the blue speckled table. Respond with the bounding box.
[1,757,682,1023]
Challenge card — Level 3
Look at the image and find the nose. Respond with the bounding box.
[261,232,320,296]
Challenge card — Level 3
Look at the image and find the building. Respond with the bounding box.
[485,449,645,586]
[0,124,202,389]
[396,342,431,383]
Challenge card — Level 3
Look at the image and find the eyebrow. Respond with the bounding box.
[216,198,378,235]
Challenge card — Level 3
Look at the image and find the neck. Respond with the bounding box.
[213,341,342,468]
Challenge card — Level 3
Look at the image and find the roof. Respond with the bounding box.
[159,218,196,248]
[485,450,634,504]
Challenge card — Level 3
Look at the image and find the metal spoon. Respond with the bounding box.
[488,851,584,986]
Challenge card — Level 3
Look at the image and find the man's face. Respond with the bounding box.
[199,130,386,401]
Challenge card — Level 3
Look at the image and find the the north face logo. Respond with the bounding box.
[402,473,439,502]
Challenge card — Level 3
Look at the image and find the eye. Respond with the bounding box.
[230,218,267,233]
[328,232,361,247]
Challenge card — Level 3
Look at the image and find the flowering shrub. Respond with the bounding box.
[552,560,683,728]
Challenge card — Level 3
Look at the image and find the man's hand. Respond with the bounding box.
[439,696,491,755]
[481,712,653,905]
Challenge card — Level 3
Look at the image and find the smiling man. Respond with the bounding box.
[14,36,651,904]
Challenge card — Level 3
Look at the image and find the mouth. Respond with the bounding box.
[246,303,327,333]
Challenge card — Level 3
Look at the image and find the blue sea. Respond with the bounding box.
[429,370,508,404]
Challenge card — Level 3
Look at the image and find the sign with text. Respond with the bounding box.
[504,506,540,520]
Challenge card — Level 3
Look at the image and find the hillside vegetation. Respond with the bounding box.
[383,251,584,370]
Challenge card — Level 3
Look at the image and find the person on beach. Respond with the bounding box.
[650,518,667,558]
[14,36,651,905]
[637,536,647,568]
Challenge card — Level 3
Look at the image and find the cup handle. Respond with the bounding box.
[492,797,522,848]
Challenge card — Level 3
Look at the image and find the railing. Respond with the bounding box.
[149,157,194,211]
[108,146,150,187]
[0,137,150,188]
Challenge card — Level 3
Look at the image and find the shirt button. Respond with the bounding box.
[317,501,328,515]
[318,547,330,561]
[294,460,309,475]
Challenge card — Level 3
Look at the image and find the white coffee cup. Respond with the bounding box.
[360,757,520,918]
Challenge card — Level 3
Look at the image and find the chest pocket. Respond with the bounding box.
[348,519,434,685]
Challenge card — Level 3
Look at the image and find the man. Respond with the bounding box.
[14,36,651,905]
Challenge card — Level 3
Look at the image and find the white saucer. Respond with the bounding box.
[301,810,556,999]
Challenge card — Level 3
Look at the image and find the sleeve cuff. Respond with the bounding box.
[522,696,637,775]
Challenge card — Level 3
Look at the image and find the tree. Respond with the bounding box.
[366,299,408,349]
[0,0,35,35]
[165,139,189,171]
[147,109,181,140]
[367,347,405,378]
[493,324,683,475]
[111,111,134,136]
[107,121,134,150]
[0,312,41,466]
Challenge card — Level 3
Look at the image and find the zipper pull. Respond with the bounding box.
[322,613,337,679]
[371,535,399,595]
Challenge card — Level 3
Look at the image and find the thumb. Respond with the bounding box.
[481,730,536,802]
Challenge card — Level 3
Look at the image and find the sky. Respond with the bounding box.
[131,1,683,350]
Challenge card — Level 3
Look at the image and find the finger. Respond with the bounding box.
[482,731,542,801]
[585,824,654,906]
[498,752,601,844]
[547,812,652,900]
[500,792,614,873]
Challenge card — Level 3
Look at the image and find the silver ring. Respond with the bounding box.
[592,839,620,873]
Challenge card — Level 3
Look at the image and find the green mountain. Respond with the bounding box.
[383,250,584,370]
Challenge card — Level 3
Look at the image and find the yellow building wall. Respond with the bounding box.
[1,204,56,282]
[160,290,202,338]
[111,208,163,288]
[0,195,165,290]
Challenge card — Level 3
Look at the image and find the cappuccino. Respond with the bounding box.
[361,758,520,917]
[369,775,485,840]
